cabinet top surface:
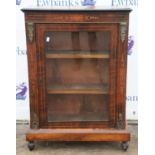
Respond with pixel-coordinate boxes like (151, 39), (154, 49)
(22, 6), (132, 12)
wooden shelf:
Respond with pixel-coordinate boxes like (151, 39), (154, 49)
(47, 84), (109, 94)
(46, 51), (110, 59)
(48, 114), (108, 122)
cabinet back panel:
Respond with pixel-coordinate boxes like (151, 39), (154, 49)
(47, 94), (109, 122)
(46, 59), (109, 85)
(45, 31), (111, 52)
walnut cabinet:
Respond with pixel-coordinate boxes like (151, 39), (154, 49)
(22, 7), (131, 151)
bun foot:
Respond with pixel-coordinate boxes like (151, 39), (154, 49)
(121, 141), (129, 151)
(28, 141), (35, 151)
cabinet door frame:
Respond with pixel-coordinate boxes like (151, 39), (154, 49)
(35, 23), (118, 129)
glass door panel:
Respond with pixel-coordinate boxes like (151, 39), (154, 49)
(45, 34), (110, 122)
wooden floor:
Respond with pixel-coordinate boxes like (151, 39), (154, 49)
(16, 124), (137, 155)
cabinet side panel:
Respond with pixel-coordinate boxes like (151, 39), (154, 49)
(25, 17), (39, 129)
(116, 15), (129, 129)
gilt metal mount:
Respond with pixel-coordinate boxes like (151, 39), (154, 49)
(117, 112), (123, 129)
(120, 22), (127, 42)
(32, 113), (38, 129)
(27, 22), (34, 43)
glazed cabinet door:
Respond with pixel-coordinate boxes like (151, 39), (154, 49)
(36, 23), (118, 129)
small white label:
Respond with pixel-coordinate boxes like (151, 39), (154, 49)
(46, 36), (50, 42)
